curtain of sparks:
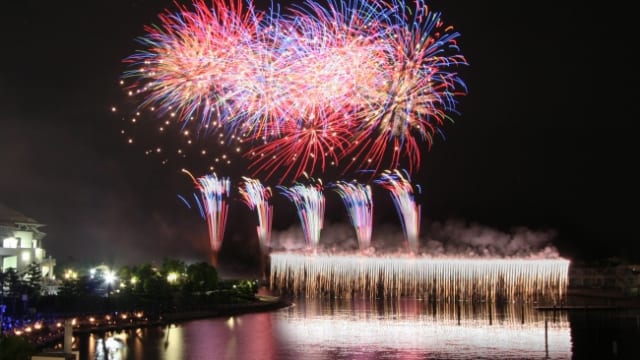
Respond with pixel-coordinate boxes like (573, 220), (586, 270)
(277, 178), (326, 252)
(374, 169), (421, 253)
(331, 180), (374, 252)
(123, 0), (467, 184)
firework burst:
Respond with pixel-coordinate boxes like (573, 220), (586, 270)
(122, 0), (467, 183)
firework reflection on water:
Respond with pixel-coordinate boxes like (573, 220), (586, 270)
(277, 297), (571, 359)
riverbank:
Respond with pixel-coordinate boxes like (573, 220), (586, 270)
(29, 294), (292, 351)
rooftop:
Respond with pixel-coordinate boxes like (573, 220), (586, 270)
(0, 202), (42, 227)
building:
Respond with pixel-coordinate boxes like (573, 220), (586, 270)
(0, 203), (56, 289)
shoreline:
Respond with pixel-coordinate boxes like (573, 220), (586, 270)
(32, 295), (292, 351)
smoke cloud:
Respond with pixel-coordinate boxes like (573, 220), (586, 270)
(271, 218), (560, 258)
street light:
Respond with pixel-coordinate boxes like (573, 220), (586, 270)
(104, 271), (117, 297)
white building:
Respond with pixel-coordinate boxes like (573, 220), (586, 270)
(0, 203), (56, 284)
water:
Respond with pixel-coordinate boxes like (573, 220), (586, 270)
(74, 298), (640, 360)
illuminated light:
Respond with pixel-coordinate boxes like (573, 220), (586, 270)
(167, 272), (179, 283)
(226, 317), (236, 329)
(104, 271), (117, 285)
(111, 107), (117, 112)
(271, 253), (570, 302)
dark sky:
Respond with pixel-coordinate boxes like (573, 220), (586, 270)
(0, 0), (636, 271)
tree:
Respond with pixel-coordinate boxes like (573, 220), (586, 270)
(185, 262), (218, 293)
(24, 263), (42, 299)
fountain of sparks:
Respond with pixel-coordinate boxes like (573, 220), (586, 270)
(331, 180), (374, 253)
(270, 253), (570, 303)
(239, 177), (274, 281)
(277, 178), (325, 253)
(374, 170), (421, 254)
(184, 169), (231, 267)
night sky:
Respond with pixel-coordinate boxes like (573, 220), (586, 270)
(0, 0), (636, 272)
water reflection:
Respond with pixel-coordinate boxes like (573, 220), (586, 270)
(80, 298), (572, 360)
(279, 299), (571, 359)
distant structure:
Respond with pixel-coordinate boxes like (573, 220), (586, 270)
(0, 203), (56, 292)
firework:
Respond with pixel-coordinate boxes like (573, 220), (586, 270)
(374, 169), (421, 253)
(331, 180), (374, 252)
(123, 0), (264, 131)
(122, 0), (467, 183)
(238, 177), (273, 279)
(183, 169), (231, 266)
(270, 252), (570, 302)
(343, 0), (468, 174)
(277, 177), (325, 252)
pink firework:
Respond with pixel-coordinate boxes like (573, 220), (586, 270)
(245, 111), (353, 183)
(123, 0), (467, 182)
(124, 0), (263, 131)
(343, 1), (468, 174)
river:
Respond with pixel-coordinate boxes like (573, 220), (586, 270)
(69, 296), (640, 360)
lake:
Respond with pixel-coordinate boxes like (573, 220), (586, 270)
(72, 296), (640, 360)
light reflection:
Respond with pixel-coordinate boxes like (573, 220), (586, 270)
(277, 298), (572, 359)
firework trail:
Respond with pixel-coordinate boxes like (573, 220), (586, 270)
(277, 177), (325, 252)
(374, 169), (421, 253)
(123, 0), (467, 183)
(238, 177), (273, 253)
(238, 177), (273, 280)
(331, 180), (374, 252)
(183, 169), (231, 266)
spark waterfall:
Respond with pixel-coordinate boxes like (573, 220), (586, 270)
(270, 253), (570, 303)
